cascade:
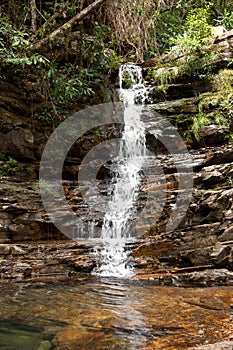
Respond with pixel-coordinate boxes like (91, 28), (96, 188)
(93, 64), (148, 276)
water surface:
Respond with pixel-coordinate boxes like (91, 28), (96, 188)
(0, 277), (232, 349)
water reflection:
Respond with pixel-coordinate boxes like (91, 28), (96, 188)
(94, 277), (151, 349)
(0, 277), (232, 349)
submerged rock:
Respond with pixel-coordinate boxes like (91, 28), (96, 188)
(189, 341), (233, 349)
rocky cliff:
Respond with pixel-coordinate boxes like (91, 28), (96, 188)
(0, 30), (233, 284)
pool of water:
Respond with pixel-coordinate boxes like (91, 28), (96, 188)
(0, 320), (52, 350)
(0, 276), (232, 349)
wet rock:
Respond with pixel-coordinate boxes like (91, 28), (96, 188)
(200, 125), (226, 147)
(10, 245), (27, 255)
(133, 256), (161, 271)
(133, 240), (178, 265)
(189, 340), (233, 349)
(37, 340), (52, 350)
(71, 255), (96, 273)
(1, 128), (35, 160)
(138, 268), (233, 287)
(219, 226), (233, 242)
(180, 223), (219, 248)
(210, 242), (231, 267)
(180, 247), (212, 266)
(228, 250), (233, 270)
(185, 295), (229, 311)
(0, 53), (232, 286)
(202, 143), (233, 167)
(192, 188), (233, 225)
(225, 209), (233, 220)
(0, 241), (97, 279)
(201, 167), (224, 185)
(152, 97), (198, 116)
(0, 244), (11, 255)
(8, 222), (47, 241)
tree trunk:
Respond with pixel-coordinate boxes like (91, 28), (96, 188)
(30, 0), (37, 34)
(31, 0), (107, 51)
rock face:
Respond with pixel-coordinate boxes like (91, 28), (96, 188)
(133, 141), (233, 275)
(0, 241), (95, 280)
(0, 139), (232, 280)
(0, 34), (233, 281)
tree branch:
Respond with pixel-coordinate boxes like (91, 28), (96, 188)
(32, 8), (67, 40)
(30, 0), (37, 34)
(30, 0), (107, 51)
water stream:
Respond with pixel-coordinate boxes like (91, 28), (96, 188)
(94, 64), (148, 276)
(0, 278), (232, 350)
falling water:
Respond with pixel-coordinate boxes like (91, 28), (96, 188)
(94, 64), (148, 276)
(118, 64), (153, 105)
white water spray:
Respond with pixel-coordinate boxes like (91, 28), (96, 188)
(94, 64), (148, 276)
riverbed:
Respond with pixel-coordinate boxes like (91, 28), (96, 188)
(0, 276), (232, 349)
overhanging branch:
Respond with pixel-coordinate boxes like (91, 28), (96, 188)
(30, 0), (107, 51)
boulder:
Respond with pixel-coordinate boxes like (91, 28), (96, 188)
(210, 242), (231, 267)
(200, 125), (225, 147)
(1, 128), (35, 159)
(219, 226), (233, 242)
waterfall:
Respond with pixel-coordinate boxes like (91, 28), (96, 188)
(93, 64), (148, 277)
(118, 64), (152, 105)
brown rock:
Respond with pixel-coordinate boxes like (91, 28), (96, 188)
(219, 226), (233, 242)
(200, 125), (225, 147)
(0, 244), (10, 255)
(189, 340), (233, 349)
(210, 242), (231, 266)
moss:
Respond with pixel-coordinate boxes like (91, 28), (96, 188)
(212, 69), (233, 92)
(189, 74), (233, 142)
(146, 66), (179, 94)
(120, 71), (133, 88)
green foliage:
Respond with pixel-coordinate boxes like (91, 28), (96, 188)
(35, 24), (122, 119)
(146, 5), (217, 94)
(218, 99), (233, 120)
(191, 70), (233, 142)
(1, 0), (233, 132)
(146, 67), (179, 90)
(0, 15), (49, 71)
(227, 176), (233, 187)
(214, 9), (233, 30)
(211, 69), (233, 132)
(0, 152), (4, 161)
(46, 63), (96, 103)
(0, 15), (29, 55)
(168, 5), (215, 77)
(192, 110), (211, 141)
(83, 25), (123, 74)
(191, 106), (231, 142)
(0, 156), (19, 176)
(172, 6), (212, 52)
(155, 9), (185, 54)
(120, 71), (133, 89)
(213, 69), (233, 92)
(36, 61), (107, 122)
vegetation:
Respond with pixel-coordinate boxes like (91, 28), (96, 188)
(0, 153), (35, 177)
(0, 155), (19, 176)
(191, 69), (233, 141)
(146, 5), (216, 88)
(0, 0), (233, 137)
